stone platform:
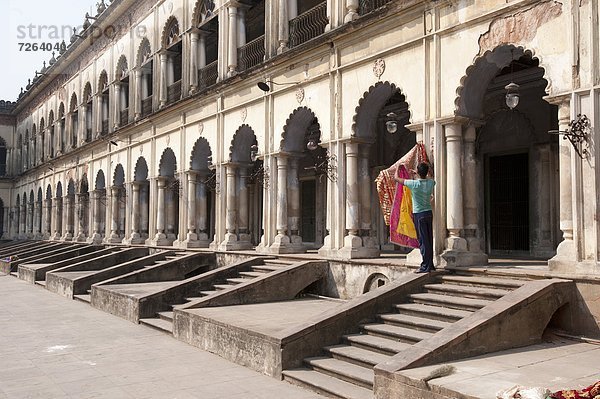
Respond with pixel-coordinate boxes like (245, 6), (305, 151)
(389, 338), (600, 399)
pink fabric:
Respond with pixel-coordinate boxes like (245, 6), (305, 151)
(390, 166), (419, 248)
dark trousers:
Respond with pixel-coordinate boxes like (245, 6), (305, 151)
(414, 210), (434, 271)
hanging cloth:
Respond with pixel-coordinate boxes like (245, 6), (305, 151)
(375, 143), (430, 249)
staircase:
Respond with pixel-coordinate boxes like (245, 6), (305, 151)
(139, 258), (296, 334)
(283, 273), (526, 399)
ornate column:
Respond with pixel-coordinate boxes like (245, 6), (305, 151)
(359, 144), (379, 254)
(159, 50), (168, 108)
(462, 123), (487, 264)
(128, 182), (142, 243)
(134, 68), (142, 120)
(344, 0), (359, 22)
(62, 195), (73, 241)
(151, 177), (168, 245)
(197, 173), (210, 245)
(270, 155), (291, 253)
(89, 189), (103, 244)
(182, 171), (199, 247)
(44, 198), (52, 239)
(439, 122), (469, 266)
(549, 97), (576, 269)
(189, 29), (199, 93)
(237, 7), (246, 47)
(75, 193), (87, 241)
(227, 4), (238, 77)
(340, 142), (367, 258)
(80, 104), (87, 145)
(287, 157), (303, 251)
(52, 197), (62, 240)
(277, 0), (289, 53)
(107, 186), (121, 242)
(219, 164), (239, 250)
(237, 165), (252, 247)
(113, 82), (121, 129)
(27, 202), (33, 238)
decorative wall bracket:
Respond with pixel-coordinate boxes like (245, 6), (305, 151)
(549, 114), (592, 159)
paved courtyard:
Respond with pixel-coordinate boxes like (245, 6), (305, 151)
(0, 274), (321, 399)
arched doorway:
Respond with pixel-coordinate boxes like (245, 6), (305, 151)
(0, 197), (4, 239)
(36, 188), (43, 238)
(130, 157), (150, 244)
(28, 190), (35, 238)
(350, 81), (416, 256)
(152, 148), (179, 246)
(456, 45), (559, 259)
(107, 165), (126, 242)
(278, 107), (328, 251)
(44, 185), (52, 239)
(185, 137), (215, 247)
(220, 125), (261, 250)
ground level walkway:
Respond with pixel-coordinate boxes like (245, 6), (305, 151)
(0, 274), (321, 399)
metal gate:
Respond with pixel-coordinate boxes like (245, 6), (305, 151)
(487, 153), (529, 252)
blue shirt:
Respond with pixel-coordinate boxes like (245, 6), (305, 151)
(403, 179), (435, 213)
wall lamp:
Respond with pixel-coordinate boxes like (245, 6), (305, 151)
(549, 114), (592, 159)
(257, 80), (300, 92)
(386, 112), (398, 134)
(250, 144), (259, 162)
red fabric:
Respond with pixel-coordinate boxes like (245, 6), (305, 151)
(551, 381), (600, 399)
(390, 166), (419, 248)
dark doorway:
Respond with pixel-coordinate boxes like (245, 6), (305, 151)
(487, 153), (529, 253)
(301, 179), (316, 243)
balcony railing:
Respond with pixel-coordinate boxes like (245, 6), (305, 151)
(238, 35), (265, 72)
(198, 61), (218, 90)
(101, 120), (109, 135)
(358, 0), (392, 15)
(289, 1), (328, 49)
(120, 109), (129, 126)
(141, 97), (153, 118)
(167, 80), (182, 104)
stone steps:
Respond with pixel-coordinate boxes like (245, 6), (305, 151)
(283, 369), (373, 399)
(225, 277), (251, 284)
(238, 271), (266, 278)
(424, 282), (509, 300)
(35, 280), (46, 287)
(361, 323), (432, 343)
(343, 334), (412, 355)
(74, 294), (91, 303)
(378, 313), (450, 332)
(325, 345), (391, 368)
(305, 357), (374, 389)
(251, 265), (282, 272)
(440, 274), (525, 289)
(394, 303), (472, 322)
(139, 317), (173, 334)
(213, 283), (236, 290)
(158, 311), (173, 322)
(409, 292), (492, 311)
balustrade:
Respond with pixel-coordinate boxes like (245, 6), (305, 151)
(358, 0), (392, 15)
(238, 35), (265, 72)
(198, 61), (218, 90)
(289, 2), (328, 49)
(141, 97), (153, 118)
(120, 109), (129, 126)
(167, 80), (182, 104)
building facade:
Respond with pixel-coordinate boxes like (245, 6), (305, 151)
(0, 0), (598, 276)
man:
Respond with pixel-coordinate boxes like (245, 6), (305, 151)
(394, 162), (436, 273)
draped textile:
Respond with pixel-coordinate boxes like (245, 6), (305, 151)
(551, 381), (600, 399)
(375, 143), (430, 249)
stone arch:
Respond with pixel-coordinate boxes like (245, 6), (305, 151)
(134, 157), (149, 181)
(29, 189), (34, 205)
(190, 137), (212, 172)
(37, 187), (43, 203)
(58, 102), (65, 118)
(280, 107), (320, 153)
(158, 148), (177, 177)
(229, 125), (257, 163)
(95, 170), (106, 190)
(161, 16), (181, 48)
(80, 174), (89, 194)
(46, 184), (52, 200)
(454, 45), (550, 119)
(48, 110), (54, 124)
(67, 179), (75, 196)
(137, 38), (152, 66)
(56, 181), (63, 198)
(39, 117), (45, 132)
(116, 55), (129, 79)
(83, 82), (93, 102)
(192, 0), (216, 26)
(113, 164), (125, 186)
(69, 93), (78, 112)
(98, 70), (109, 91)
(352, 81), (410, 140)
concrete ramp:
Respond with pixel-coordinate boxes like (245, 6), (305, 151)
(18, 246), (113, 284)
(90, 252), (214, 322)
(45, 247), (151, 298)
(0, 242), (74, 274)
